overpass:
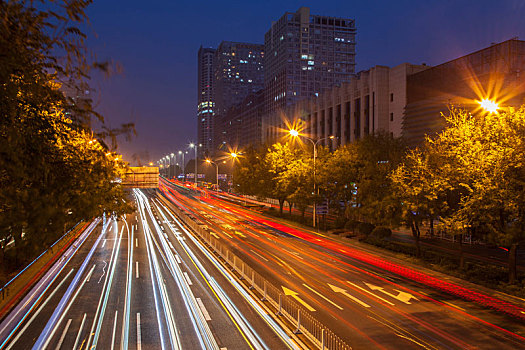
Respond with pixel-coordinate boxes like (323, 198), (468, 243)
(122, 166), (159, 188)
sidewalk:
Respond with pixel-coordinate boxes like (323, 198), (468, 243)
(390, 226), (525, 271)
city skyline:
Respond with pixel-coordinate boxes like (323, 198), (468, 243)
(86, 0), (525, 165)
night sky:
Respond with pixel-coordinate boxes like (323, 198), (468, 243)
(85, 0), (525, 165)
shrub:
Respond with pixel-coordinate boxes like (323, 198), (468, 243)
(370, 226), (392, 238)
(344, 220), (360, 231)
(357, 222), (375, 236)
(334, 216), (347, 229)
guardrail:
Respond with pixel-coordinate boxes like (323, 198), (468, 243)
(162, 196), (352, 350)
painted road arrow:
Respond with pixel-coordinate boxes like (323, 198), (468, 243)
(282, 287), (316, 312)
(328, 284), (370, 308)
(364, 283), (418, 305)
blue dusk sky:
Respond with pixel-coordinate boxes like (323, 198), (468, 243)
(85, 0), (525, 164)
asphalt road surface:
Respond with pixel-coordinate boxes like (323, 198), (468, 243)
(159, 178), (525, 350)
(0, 189), (289, 350)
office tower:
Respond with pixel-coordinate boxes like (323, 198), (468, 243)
(264, 7), (356, 114)
(197, 46), (216, 156)
(214, 41), (264, 117)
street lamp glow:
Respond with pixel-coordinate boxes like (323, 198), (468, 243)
(230, 152), (238, 158)
(479, 99), (499, 113)
(289, 129), (299, 137)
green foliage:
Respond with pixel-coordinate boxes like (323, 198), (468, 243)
(0, 0), (134, 265)
(344, 219), (359, 231)
(370, 226), (392, 238)
(356, 222), (375, 236)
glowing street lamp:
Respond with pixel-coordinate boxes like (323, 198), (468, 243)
(479, 99), (499, 114)
(289, 129), (335, 228)
(189, 143), (198, 187)
(178, 150), (185, 181)
(205, 159), (219, 190)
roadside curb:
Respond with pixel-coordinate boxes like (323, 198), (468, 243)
(0, 221), (90, 321)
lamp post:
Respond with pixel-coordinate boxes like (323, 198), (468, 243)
(289, 129), (334, 228)
(178, 150), (185, 182)
(189, 143), (198, 188)
(205, 159), (219, 190)
(229, 152), (238, 192)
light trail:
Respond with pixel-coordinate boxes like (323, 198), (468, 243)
(86, 218), (123, 349)
(155, 197), (294, 350)
(0, 219), (99, 348)
(121, 217), (133, 349)
(4, 269), (75, 350)
(139, 190), (214, 349)
(160, 179), (525, 349)
(135, 189), (178, 350)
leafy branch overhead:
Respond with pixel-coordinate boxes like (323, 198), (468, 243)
(0, 0), (134, 265)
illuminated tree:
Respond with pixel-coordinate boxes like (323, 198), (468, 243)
(395, 106), (525, 282)
(0, 0), (133, 268)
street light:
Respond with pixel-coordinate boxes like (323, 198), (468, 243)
(479, 99), (499, 113)
(289, 129), (334, 228)
(178, 150), (185, 182)
(189, 143), (198, 188)
(228, 152), (239, 192)
(205, 159), (219, 190)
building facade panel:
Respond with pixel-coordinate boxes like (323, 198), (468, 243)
(403, 39), (525, 146)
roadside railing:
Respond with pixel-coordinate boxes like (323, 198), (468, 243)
(162, 196), (352, 350)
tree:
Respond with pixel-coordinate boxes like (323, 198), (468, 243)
(394, 106), (525, 281)
(265, 142), (305, 214)
(0, 0), (133, 269)
(391, 146), (447, 258)
(330, 133), (406, 227)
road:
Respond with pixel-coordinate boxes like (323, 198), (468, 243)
(0, 189), (289, 349)
(160, 178), (525, 350)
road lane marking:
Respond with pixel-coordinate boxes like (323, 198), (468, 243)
(284, 249), (303, 260)
(175, 254), (182, 264)
(210, 232), (220, 239)
(328, 284), (370, 308)
(136, 261), (139, 278)
(86, 264), (95, 282)
(55, 318), (72, 350)
(441, 300), (466, 311)
(111, 310), (118, 350)
(73, 313), (87, 350)
(184, 272), (193, 285)
(282, 286), (316, 312)
(234, 230), (246, 238)
(196, 298), (212, 321)
(135, 238), (138, 247)
(102, 239), (107, 248)
(250, 249), (269, 262)
(364, 283), (418, 304)
(137, 313), (142, 350)
(303, 284), (343, 310)
(346, 281), (395, 306)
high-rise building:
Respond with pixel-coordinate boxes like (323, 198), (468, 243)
(214, 41), (264, 117)
(216, 89), (265, 150)
(197, 46), (216, 157)
(264, 7), (356, 114)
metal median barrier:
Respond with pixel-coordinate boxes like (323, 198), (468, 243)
(163, 197), (352, 350)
